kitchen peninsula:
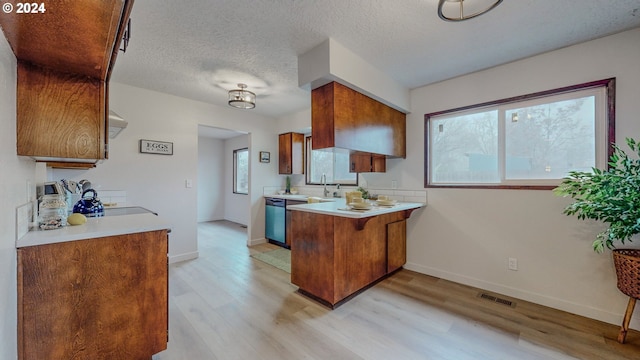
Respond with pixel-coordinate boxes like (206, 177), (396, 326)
(289, 200), (423, 308)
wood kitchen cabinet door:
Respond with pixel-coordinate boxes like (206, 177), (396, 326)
(291, 211), (336, 303)
(387, 219), (407, 273)
(349, 152), (386, 173)
(17, 230), (168, 360)
(279, 132), (304, 174)
(333, 215), (388, 299)
(17, 61), (107, 162)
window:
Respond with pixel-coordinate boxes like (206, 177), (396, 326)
(305, 137), (357, 185)
(425, 78), (615, 189)
(233, 148), (248, 194)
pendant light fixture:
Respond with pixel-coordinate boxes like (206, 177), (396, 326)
(228, 83), (256, 109)
(437, 0), (503, 22)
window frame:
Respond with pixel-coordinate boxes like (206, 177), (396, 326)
(233, 147), (249, 195)
(424, 78), (616, 190)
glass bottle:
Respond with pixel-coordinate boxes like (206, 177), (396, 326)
(38, 195), (68, 230)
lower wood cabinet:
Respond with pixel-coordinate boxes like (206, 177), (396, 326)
(17, 230), (169, 360)
(387, 219), (407, 273)
(291, 211), (407, 307)
(285, 199), (307, 248)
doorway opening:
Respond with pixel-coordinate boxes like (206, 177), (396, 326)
(197, 124), (251, 246)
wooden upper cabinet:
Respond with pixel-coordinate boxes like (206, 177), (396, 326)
(279, 132), (304, 174)
(349, 151), (386, 173)
(311, 81), (406, 158)
(0, 0), (132, 80)
(0, 0), (134, 166)
(16, 61), (107, 162)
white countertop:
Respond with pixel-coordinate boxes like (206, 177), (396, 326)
(17, 213), (172, 248)
(287, 198), (424, 218)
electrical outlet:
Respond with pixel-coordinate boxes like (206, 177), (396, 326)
(508, 257), (518, 271)
(391, 180), (398, 189)
(185, 179), (193, 188)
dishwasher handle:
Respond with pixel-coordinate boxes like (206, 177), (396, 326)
(266, 198), (286, 207)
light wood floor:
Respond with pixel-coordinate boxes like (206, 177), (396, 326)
(153, 220), (640, 359)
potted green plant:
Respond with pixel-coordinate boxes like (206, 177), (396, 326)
(553, 137), (640, 343)
(356, 186), (370, 199)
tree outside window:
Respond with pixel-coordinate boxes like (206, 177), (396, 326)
(305, 137), (357, 185)
(425, 78), (614, 189)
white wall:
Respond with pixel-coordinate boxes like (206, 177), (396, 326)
(0, 34), (36, 360)
(54, 82), (282, 261)
(197, 133), (257, 226)
(197, 136), (225, 222)
(224, 135), (250, 225)
(276, 107), (311, 134)
(385, 28), (640, 328)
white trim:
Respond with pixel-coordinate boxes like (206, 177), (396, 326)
(249, 237), (268, 246)
(168, 251), (199, 264)
(403, 261), (626, 327)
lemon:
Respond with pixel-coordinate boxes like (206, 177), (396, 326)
(67, 213), (87, 226)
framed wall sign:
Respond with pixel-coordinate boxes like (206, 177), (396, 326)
(259, 151), (270, 163)
(139, 139), (173, 155)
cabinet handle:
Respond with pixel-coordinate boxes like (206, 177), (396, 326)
(351, 162), (355, 171)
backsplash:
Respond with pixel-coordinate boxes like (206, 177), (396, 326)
(263, 185), (427, 204)
(97, 190), (127, 207)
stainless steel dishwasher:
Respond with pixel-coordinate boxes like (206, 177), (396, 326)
(265, 197), (286, 247)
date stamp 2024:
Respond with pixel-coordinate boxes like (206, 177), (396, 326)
(2, 2), (47, 14)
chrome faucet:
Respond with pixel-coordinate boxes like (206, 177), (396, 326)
(322, 173), (330, 198)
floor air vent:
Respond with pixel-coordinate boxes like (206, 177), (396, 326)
(478, 292), (516, 308)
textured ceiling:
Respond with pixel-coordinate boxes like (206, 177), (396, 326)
(111, 0), (640, 120)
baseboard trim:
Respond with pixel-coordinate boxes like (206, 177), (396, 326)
(249, 237), (267, 246)
(404, 261), (628, 328)
(168, 251), (199, 264)
(224, 217), (247, 226)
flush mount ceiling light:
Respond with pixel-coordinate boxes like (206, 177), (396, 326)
(228, 83), (256, 109)
(437, 0), (503, 22)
